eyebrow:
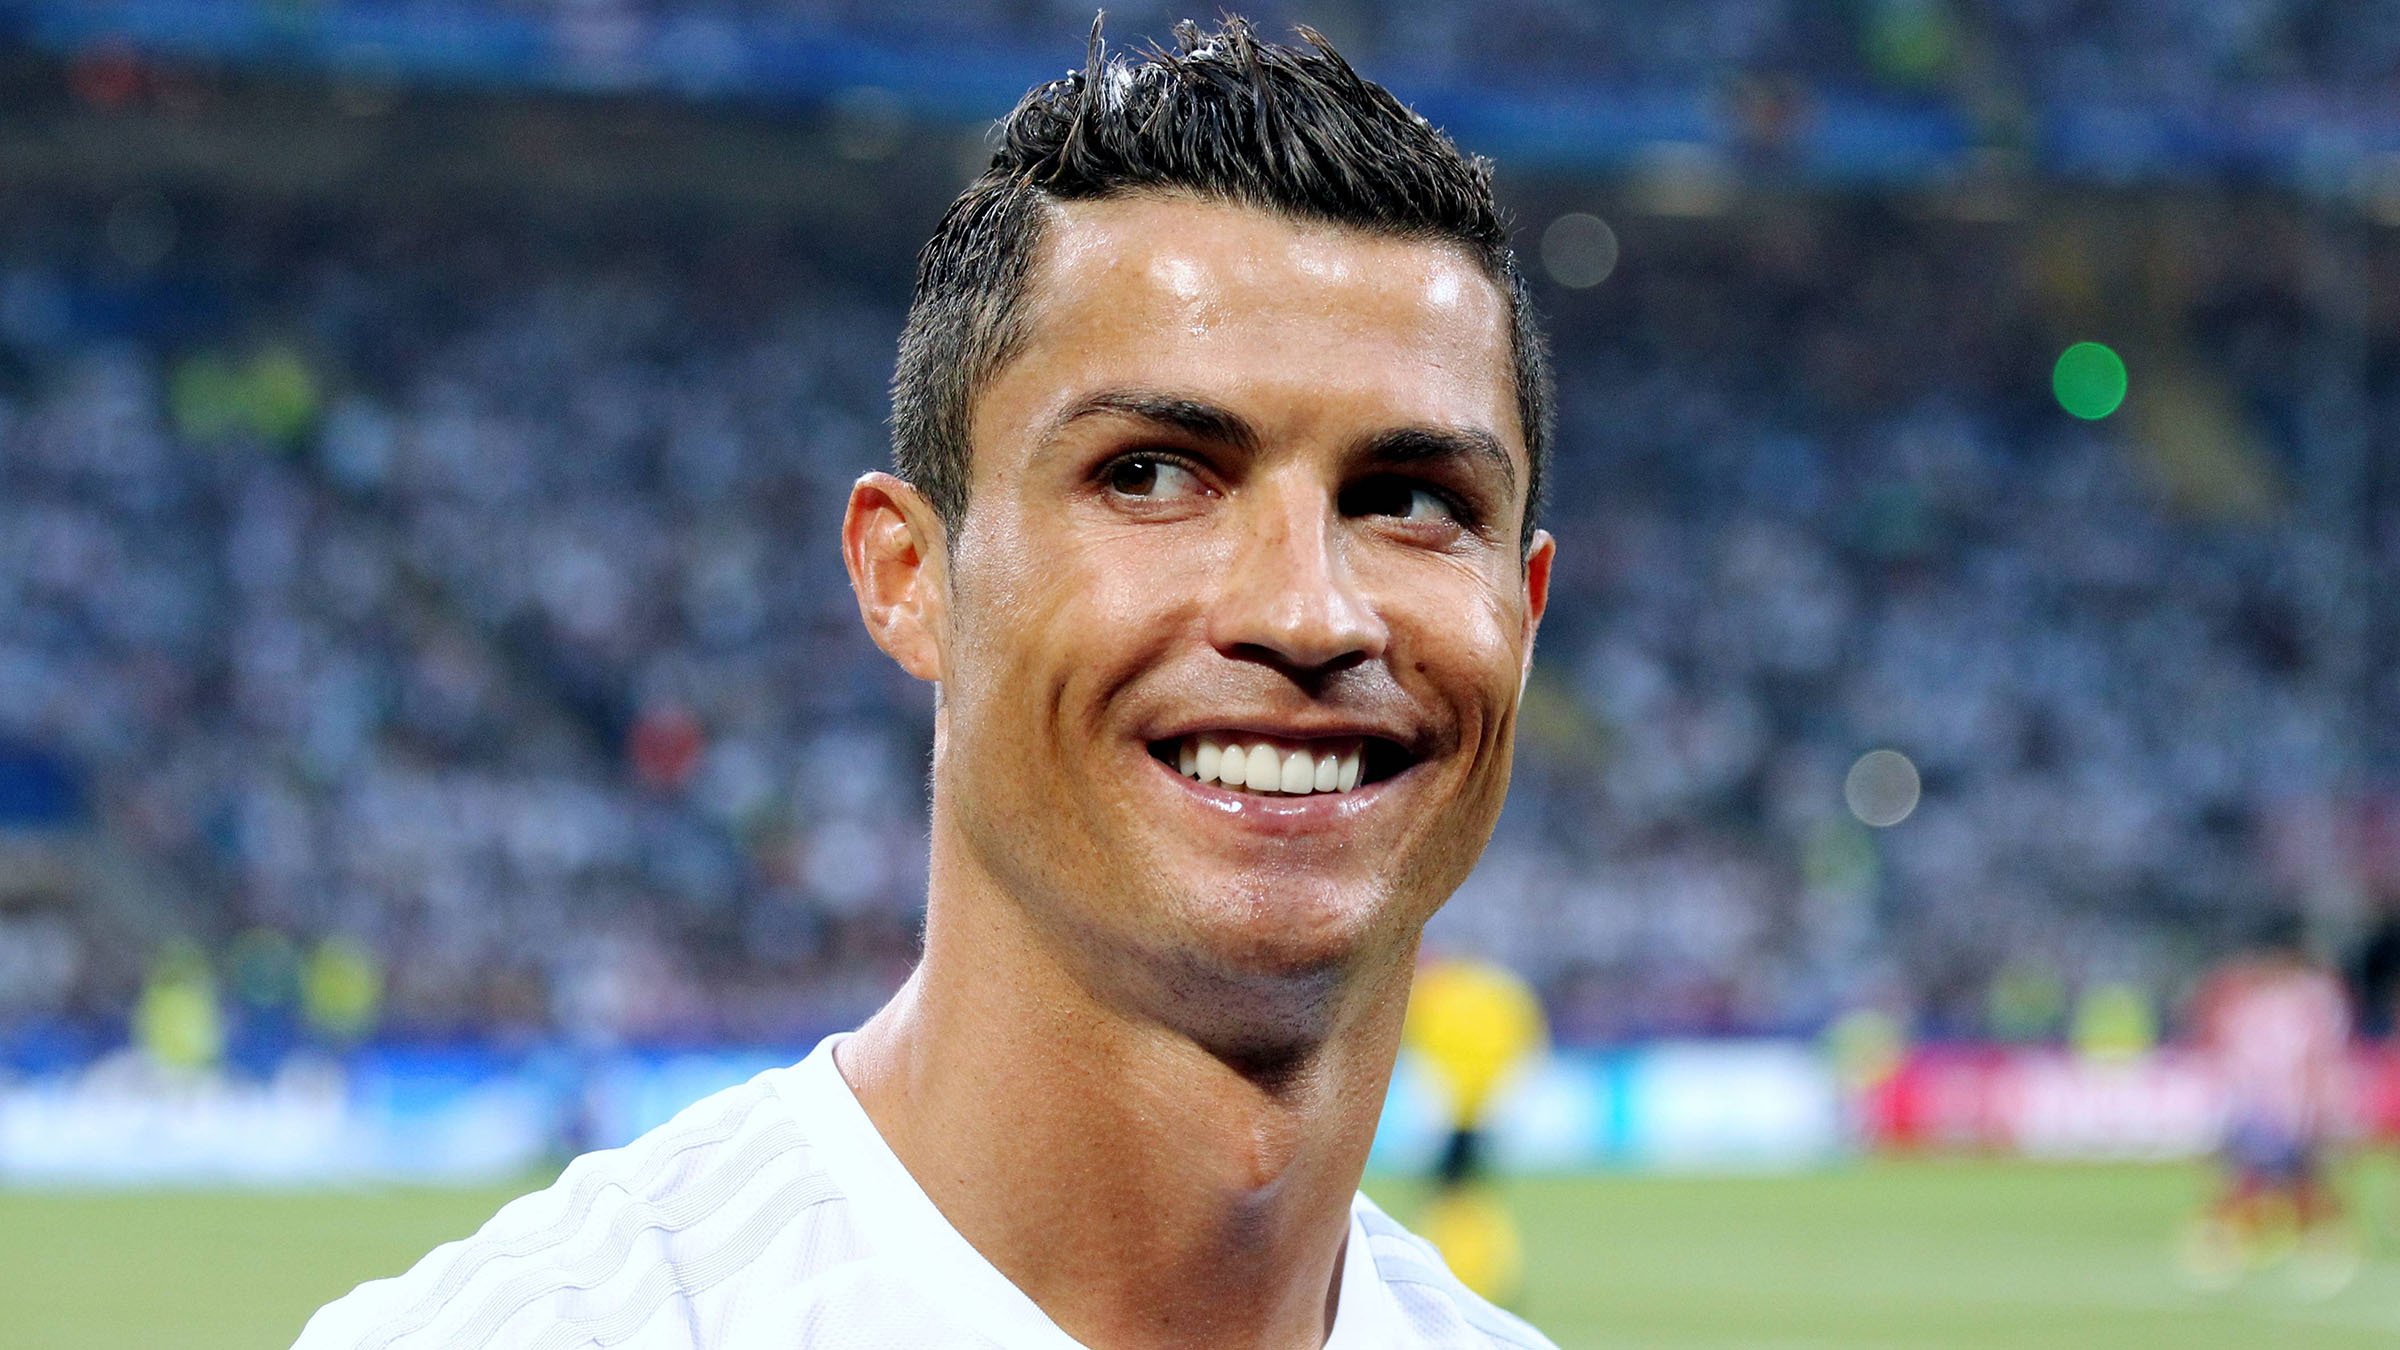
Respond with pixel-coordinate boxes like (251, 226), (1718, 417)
(1046, 388), (1261, 454)
(1354, 424), (1518, 496)
(1043, 385), (1517, 493)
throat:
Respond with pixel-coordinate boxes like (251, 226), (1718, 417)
(851, 890), (1410, 1350)
(1218, 1036), (1321, 1097)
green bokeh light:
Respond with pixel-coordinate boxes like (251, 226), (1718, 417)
(2052, 341), (2127, 419)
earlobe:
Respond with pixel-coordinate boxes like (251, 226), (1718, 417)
(843, 472), (949, 684)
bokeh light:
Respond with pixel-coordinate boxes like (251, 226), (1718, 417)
(2051, 341), (2127, 420)
(1540, 212), (1619, 289)
(1844, 749), (1921, 828)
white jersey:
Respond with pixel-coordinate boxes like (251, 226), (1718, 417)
(297, 1036), (1555, 1349)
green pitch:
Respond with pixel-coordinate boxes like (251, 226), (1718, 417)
(4, 1158), (2397, 1348)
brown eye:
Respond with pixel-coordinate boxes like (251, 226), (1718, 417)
(1341, 476), (1461, 525)
(1103, 456), (1203, 500)
(1108, 457), (1160, 495)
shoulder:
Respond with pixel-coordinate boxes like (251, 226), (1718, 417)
(296, 1058), (859, 1350)
(1351, 1193), (1560, 1350)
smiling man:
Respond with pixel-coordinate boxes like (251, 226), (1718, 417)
(301, 18), (1555, 1350)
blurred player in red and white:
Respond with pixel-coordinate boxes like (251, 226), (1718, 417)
(2183, 913), (2357, 1288)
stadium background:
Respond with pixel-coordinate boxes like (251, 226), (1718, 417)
(1, 0), (2398, 1344)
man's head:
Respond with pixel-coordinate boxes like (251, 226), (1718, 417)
(846, 19), (1554, 1050)
(890, 18), (1553, 552)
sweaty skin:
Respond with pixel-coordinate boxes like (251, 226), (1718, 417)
(839, 193), (1554, 1349)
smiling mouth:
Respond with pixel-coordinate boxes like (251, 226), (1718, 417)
(1146, 733), (1414, 797)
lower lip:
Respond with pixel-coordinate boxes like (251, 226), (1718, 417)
(1147, 752), (1405, 834)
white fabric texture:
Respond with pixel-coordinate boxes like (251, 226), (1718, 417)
(295, 1036), (1556, 1348)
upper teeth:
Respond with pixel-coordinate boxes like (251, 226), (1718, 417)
(1174, 735), (1363, 795)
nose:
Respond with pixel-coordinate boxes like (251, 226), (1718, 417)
(1204, 475), (1387, 676)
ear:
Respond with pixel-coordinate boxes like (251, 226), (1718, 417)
(843, 472), (950, 684)
(1518, 528), (1555, 694)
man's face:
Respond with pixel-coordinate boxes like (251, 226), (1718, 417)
(920, 194), (1550, 995)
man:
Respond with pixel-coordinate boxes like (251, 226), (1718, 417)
(2181, 914), (2357, 1292)
(1403, 954), (1549, 1305)
(301, 17), (1557, 1347)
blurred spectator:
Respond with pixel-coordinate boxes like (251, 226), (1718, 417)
(0, 64), (2394, 1063)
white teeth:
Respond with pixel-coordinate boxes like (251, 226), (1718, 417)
(1218, 740), (1247, 788)
(1279, 749), (1313, 794)
(1170, 735), (1374, 796)
(1245, 744), (1281, 793)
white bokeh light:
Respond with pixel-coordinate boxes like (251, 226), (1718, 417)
(1539, 212), (1620, 289)
(1844, 749), (1921, 828)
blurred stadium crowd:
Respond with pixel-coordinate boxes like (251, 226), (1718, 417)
(477, 0), (2400, 108)
(1, 3), (2398, 1073)
(18, 0), (2400, 134)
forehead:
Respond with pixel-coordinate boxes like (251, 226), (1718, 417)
(979, 193), (1520, 457)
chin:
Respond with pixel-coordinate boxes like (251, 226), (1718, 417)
(1166, 869), (1415, 986)
(1141, 887), (1426, 1078)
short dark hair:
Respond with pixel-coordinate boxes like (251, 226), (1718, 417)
(889, 17), (1552, 551)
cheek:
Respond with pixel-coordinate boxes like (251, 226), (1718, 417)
(1072, 532), (1197, 641)
(946, 519), (1190, 738)
(1395, 572), (1526, 737)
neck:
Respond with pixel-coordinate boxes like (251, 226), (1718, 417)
(840, 845), (1414, 1350)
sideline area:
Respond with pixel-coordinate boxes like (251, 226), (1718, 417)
(6, 1158), (2397, 1349)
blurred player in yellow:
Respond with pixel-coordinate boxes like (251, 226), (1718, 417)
(1405, 954), (1548, 1306)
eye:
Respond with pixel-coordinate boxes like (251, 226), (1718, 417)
(1103, 455), (1206, 501)
(1341, 475), (1464, 527)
